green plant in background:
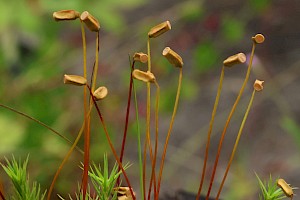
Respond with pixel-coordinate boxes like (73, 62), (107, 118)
(58, 185), (98, 200)
(58, 154), (130, 200)
(88, 154), (130, 200)
(0, 4), (298, 200)
(1, 156), (46, 200)
(255, 173), (295, 200)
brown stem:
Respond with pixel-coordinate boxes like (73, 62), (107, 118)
(215, 89), (256, 200)
(156, 68), (182, 200)
(117, 60), (135, 185)
(80, 21), (89, 200)
(196, 66), (225, 200)
(205, 42), (256, 200)
(47, 122), (85, 200)
(143, 136), (147, 200)
(0, 104), (83, 154)
(0, 187), (5, 200)
(148, 81), (160, 200)
(87, 85), (136, 200)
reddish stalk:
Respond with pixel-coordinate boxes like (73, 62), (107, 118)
(142, 136), (147, 200)
(0, 193), (5, 200)
(80, 21), (89, 200)
(0, 188), (5, 200)
(205, 42), (256, 200)
(117, 60), (136, 185)
(144, 37), (155, 199)
(196, 66), (225, 200)
(143, 117), (154, 199)
(148, 81), (160, 200)
(87, 85), (136, 200)
(216, 89), (257, 200)
(47, 123), (85, 200)
(0, 104), (82, 153)
(156, 67), (182, 200)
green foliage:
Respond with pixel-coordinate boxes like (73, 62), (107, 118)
(221, 16), (245, 43)
(193, 41), (220, 73)
(58, 184), (100, 200)
(255, 173), (286, 200)
(1, 155), (46, 200)
(88, 154), (130, 200)
(180, 1), (204, 22)
(281, 116), (300, 148)
(59, 154), (130, 200)
(249, 0), (271, 12)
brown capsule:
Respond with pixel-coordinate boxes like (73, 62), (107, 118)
(53, 10), (80, 21)
(93, 86), (108, 101)
(132, 69), (155, 83)
(114, 187), (135, 200)
(223, 53), (246, 67)
(80, 11), (100, 32)
(64, 74), (87, 86)
(253, 79), (264, 91)
(162, 47), (183, 68)
(133, 52), (148, 63)
(252, 34), (265, 44)
(148, 21), (171, 38)
(277, 178), (294, 198)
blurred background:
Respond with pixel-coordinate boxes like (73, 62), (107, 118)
(0, 0), (300, 199)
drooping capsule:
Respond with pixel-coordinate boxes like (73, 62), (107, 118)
(148, 21), (171, 38)
(277, 178), (294, 198)
(223, 53), (246, 67)
(53, 10), (80, 21)
(132, 69), (155, 83)
(162, 47), (183, 68)
(133, 52), (148, 63)
(80, 11), (100, 32)
(63, 74), (87, 86)
(93, 86), (108, 101)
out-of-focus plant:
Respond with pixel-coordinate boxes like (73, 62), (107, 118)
(255, 173), (296, 200)
(1, 155), (46, 200)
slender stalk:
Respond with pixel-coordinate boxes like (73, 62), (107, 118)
(205, 42), (256, 200)
(133, 70), (145, 200)
(0, 104), (83, 154)
(80, 21), (89, 200)
(196, 66), (225, 200)
(142, 137), (147, 200)
(117, 60), (135, 185)
(156, 67), (183, 200)
(87, 85), (136, 200)
(144, 37), (155, 199)
(91, 32), (100, 91)
(0, 188), (5, 200)
(148, 81), (160, 200)
(47, 121), (85, 200)
(216, 89), (256, 200)
(146, 38), (154, 166)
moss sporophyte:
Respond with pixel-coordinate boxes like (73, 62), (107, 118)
(0, 9), (297, 200)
